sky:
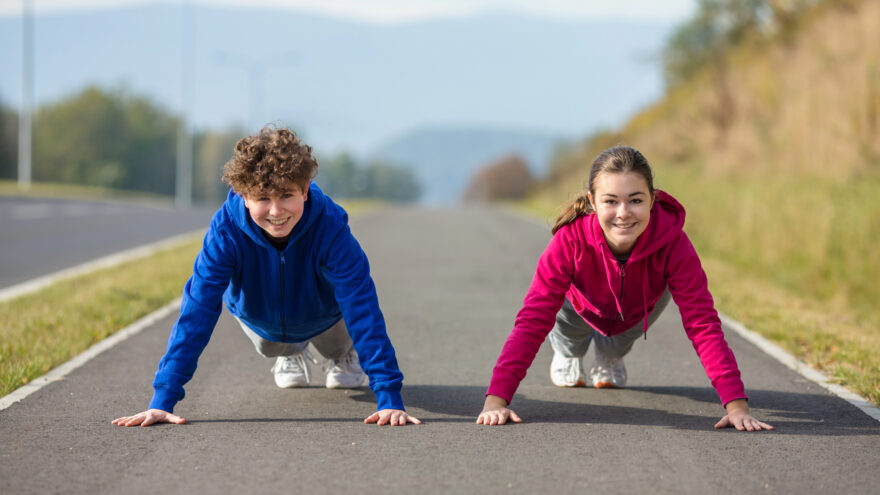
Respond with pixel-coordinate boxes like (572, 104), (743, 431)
(0, 0), (696, 23)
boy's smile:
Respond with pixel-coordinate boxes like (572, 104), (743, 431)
(243, 184), (309, 241)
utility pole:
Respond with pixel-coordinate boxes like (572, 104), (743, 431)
(175, 0), (194, 208)
(215, 51), (297, 133)
(18, 0), (33, 192)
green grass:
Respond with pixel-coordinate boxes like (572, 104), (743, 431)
(0, 239), (202, 397)
(524, 169), (880, 406)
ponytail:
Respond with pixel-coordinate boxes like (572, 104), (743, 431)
(552, 193), (593, 234)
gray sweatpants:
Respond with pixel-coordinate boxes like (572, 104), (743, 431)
(236, 317), (354, 361)
(548, 290), (672, 359)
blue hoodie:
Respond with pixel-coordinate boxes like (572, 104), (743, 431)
(149, 183), (404, 412)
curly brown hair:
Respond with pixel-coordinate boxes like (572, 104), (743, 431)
(222, 126), (318, 196)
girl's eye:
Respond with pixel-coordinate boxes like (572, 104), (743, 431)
(632, 199), (642, 204)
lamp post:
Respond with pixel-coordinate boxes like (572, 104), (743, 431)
(215, 51), (297, 133)
(175, 0), (195, 208)
(17, 0), (33, 192)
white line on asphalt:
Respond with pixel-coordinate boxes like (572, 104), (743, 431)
(0, 229), (205, 303)
(0, 298), (181, 411)
(720, 313), (880, 422)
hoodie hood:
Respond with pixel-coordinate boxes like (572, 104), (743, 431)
(225, 182), (326, 250)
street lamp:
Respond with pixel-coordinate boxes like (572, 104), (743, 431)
(214, 51), (297, 132)
(18, 0), (33, 192)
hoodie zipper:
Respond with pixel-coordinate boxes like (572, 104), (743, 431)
(617, 261), (627, 321)
(279, 251), (287, 340)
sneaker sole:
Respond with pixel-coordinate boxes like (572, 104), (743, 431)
(326, 376), (366, 389)
(275, 381), (309, 388)
(592, 382), (619, 389)
(552, 379), (587, 388)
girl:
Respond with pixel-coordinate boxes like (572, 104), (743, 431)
(477, 146), (772, 432)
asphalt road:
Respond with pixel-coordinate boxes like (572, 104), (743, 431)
(0, 196), (217, 289)
(1, 207), (878, 494)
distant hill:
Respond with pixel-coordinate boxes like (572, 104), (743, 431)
(370, 126), (561, 204)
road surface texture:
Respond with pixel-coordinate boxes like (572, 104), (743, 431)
(0, 196), (216, 289)
(2, 207), (878, 494)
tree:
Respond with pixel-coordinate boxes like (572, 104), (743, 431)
(462, 154), (535, 203)
(0, 99), (16, 181)
(32, 85), (178, 195)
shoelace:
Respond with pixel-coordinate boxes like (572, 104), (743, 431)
(271, 347), (319, 373)
(322, 350), (358, 374)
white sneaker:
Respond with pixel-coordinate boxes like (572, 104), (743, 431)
(550, 351), (586, 387)
(589, 354), (627, 388)
(325, 348), (366, 389)
(270, 350), (314, 388)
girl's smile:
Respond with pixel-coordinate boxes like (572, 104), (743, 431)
(588, 171), (653, 256)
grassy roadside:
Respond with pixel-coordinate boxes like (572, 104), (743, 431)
(0, 199), (382, 398)
(518, 191), (880, 407)
(0, 239), (201, 397)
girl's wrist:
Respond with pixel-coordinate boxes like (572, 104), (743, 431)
(484, 394), (509, 409)
(725, 398), (749, 414)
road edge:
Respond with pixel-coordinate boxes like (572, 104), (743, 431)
(0, 229), (205, 303)
(0, 298), (181, 411)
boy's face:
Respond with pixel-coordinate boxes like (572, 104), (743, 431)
(242, 184), (309, 241)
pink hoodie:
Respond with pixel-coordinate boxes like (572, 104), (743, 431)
(487, 190), (747, 406)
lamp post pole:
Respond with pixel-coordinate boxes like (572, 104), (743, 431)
(18, 0), (33, 192)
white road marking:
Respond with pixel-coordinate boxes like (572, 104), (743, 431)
(0, 299), (181, 411)
(0, 229), (205, 303)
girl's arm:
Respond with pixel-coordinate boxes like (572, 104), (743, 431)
(483, 228), (578, 413)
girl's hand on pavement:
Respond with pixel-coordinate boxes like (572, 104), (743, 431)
(476, 394), (522, 426)
(715, 399), (774, 432)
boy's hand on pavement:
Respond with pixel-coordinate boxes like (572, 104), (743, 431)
(364, 409), (421, 426)
(112, 409), (186, 427)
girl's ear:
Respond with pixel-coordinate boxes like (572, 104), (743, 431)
(587, 192), (597, 211)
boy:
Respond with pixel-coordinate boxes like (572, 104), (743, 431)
(113, 127), (419, 427)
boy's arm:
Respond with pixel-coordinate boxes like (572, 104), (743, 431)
(149, 226), (237, 413)
(321, 226), (404, 412)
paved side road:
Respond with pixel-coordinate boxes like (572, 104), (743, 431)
(1, 207), (878, 494)
(0, 196), (217, 289)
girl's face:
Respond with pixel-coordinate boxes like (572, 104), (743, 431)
(588, 171), (653, 256)
(243, 184), (308, 241)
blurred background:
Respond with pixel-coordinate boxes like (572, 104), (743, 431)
(2, 0), (879, 405)
(0, 0), (692, 205)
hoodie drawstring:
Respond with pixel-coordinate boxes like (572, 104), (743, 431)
(601, 254), (625, 321)
(642, 263), (649, 340)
